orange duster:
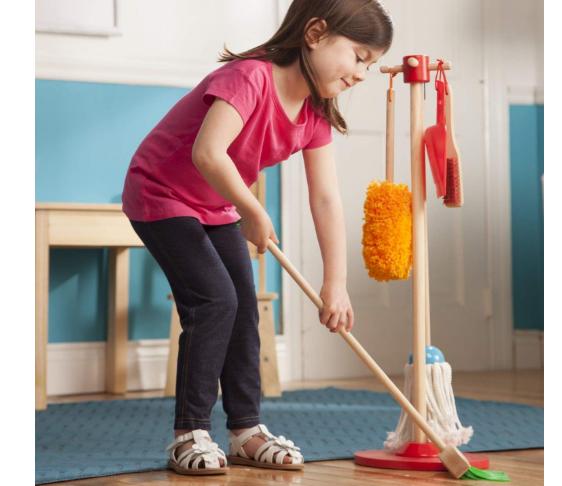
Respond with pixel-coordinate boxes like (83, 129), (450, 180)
(362, 180), (412, 281)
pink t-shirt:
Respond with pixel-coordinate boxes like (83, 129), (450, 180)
(122, 58), (333, 224)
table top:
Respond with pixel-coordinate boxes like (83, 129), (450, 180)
(36, 202), (124, 212)
(35, 202), (143, 247)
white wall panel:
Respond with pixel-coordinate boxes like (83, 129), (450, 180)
(36, 0), (279, 86)
(298, 0), (542, 379)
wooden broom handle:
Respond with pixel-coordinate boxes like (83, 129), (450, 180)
(266, 240), (447, 451)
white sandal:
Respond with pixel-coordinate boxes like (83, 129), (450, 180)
(166, 429), (229, 475)
(227, 424), (304, 470)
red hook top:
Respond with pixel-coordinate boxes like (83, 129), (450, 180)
(435, 59), (449, 95)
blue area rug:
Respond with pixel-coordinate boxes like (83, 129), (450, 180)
(36, 387), (543, 484)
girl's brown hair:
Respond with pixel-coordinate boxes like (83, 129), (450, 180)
(219, 0), (393, 134)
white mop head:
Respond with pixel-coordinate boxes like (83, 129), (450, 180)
(384, 362), (473, 451)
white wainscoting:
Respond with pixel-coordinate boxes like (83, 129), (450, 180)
(47, 337), (289, 396)
(512, 330), (544, 370)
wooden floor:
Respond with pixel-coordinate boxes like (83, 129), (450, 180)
(46, 370), (543, 486)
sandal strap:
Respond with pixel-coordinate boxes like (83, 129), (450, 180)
(254, 436), (303, 464)
(166, 429), (211, 452)
(176, 441), (227, 469)
(255, 439), (283, 464)
(228, 424), (271, 459)
(166, 429), (226, 469)
(229, 424), (303, 464)
(230, 424), (271, 448)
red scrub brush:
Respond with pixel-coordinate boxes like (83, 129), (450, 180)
(443, 83), (463, 207)
(423, 69), (448, 198)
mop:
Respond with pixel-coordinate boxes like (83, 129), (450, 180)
(266, 240), (509, 481)
(384, 354), (474, 450)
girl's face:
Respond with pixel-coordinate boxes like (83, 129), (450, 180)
(307, 34), (384, 98)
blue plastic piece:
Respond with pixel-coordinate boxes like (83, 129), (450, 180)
(408, 345), (446, 364)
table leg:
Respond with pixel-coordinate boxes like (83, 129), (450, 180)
(35, 212), (49, 410)
(258, 298), (281, 397)
(107, 247), (129, 394)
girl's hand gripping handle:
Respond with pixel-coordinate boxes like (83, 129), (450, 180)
(240, 207), (279, 254)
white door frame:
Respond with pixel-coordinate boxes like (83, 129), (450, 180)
(280, 155), (306, 382)
(277, 0), (305, 383)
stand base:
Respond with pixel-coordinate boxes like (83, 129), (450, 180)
(354, 442), (489, 471)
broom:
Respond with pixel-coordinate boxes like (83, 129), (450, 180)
(266, 240), (509, 481)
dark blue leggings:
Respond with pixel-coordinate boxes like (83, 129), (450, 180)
(130, 217), (261, 431)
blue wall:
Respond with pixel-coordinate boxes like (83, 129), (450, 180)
(509, 104), (544, 330)
(36, 79), (282, 342)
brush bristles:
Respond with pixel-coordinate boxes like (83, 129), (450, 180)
(444, 158), (463, 207)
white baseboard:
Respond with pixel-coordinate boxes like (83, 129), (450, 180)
(512, 330), (544, 370)
(46, 330), (542, 395)
(47, 336), (289, 397)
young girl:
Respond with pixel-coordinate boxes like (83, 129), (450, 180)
(122, 0), (392, 476)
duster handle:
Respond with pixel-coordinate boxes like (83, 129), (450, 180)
(386, 80), (395, 182)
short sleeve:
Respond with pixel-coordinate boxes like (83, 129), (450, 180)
(303, 115), (333, 150)
(202, 67), (260, 125)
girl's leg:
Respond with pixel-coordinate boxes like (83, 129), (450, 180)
(206, 223), (296, 465)
(204, 222), (262, 430)
(130, 217), (239, 432)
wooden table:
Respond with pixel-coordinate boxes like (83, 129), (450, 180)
(35, 203), (143, 410)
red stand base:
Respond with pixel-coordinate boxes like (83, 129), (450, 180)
(354, 442), (489, 471)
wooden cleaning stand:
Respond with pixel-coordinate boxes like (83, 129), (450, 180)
(354, 55), (488, 470)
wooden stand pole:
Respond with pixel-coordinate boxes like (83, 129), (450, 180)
(410, 82), (428, 443)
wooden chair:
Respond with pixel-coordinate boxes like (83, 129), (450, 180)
(164, 172), (282, 397)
